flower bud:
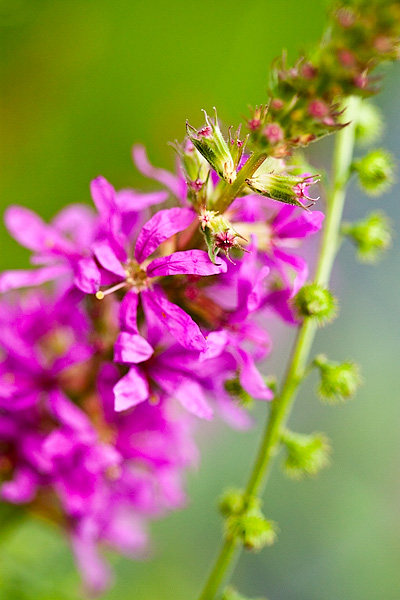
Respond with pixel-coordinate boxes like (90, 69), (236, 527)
(226, 510), (277, 551)
(353, 149), (395, 196)
(294, 283), (338, 324)
(246, 170), (320, 211)
(314, 354), (362, 404)
(280, 430), (331, 480)
(186, 109), (240, 184)
(342, 211), (392, 263)
(199, 209), (248, 263)
(355, 102), (383, 147)
(219, 488), (246, 518)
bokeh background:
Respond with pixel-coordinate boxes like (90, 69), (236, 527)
(1, 0), (399, 598)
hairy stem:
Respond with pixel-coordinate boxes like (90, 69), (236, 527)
(196, 96), (360, 600)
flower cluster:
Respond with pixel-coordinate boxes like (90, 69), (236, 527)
(2, 0), (399, 595)
(247, 0), (400, 156)
(0, 129), (323, 592)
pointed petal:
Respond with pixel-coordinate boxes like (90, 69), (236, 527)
(132, 144), (187, 200)
(275, 210), (324, 239)
(51, 204), (98, 248)
(90, 176), (116, 217)
(119, 290), (139, 332)
(93, 241), (126, 278)
(273, 249), (308, 295)
(4, 206), (67, 252)
(114, 332), (154, 364)
(113, 367), (149, 412)
(0, 265), (70, 293)
(147, 249), (227, 278)
(237, 348), (273, 400)
(142, 288), (206, 351)
(151, 367), (213, 419)
(74, 257), (101, 293)
(116, 188), (168, 212)
(135, 207), (195, 264)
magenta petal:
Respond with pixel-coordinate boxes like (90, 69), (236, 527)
(147, 249), (227, 278)
(142, 288), (206, 351)
(0, 265), (71, 292)
(48, 389), (92, 434)
(273, 249), (308, 295)
(51, 204), (97, 247)
(237, 349), (274, 400)
(71, 528), (112, 596)
(90, 176), (116, 216)
(113, 367), (149, 412)
(132, 144), (186, 199)
(4, 205), (66, 252)
(114, 332), (154, 364)
(116, 188), (169, 211)
(275, 210), (325, 239)
(119, 290), (139, 332)
(74, 257), (101, 293)
(151, 367), (213, 420)
(135, 207), (195, 264)
(93, 241), (126, 277)
(1, 468), (37, 503)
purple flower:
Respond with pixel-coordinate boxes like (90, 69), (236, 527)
(77, 201), (227, 351)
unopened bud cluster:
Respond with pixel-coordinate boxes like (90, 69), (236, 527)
(353, 149), (396, 196)
(343, 212), (392, 263)
(280, 430), (331, 480)
(220, 489), (277, 551)
(294, 283), (338, 324)
(314, 354), (362, 404)
(246, 0), (400, 157)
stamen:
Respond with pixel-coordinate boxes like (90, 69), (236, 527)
(95, 281), (127, 300)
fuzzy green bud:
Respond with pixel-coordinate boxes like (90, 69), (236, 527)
(294, 283), (338, 324)
(355, 102), (383, 147)
(186, 109), (242, 184)
(353, 149), (395, 196)
(314, 354), (362, 404)
(219, 488), (246, 518)
(280, 430), (331, 480)
(342, 211), (392, 263)
(226, 510), (277, 551)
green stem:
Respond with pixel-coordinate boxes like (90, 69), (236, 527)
(196, 96), (360, 600)
(212, 151), (267, 213)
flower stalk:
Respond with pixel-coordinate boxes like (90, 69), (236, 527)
(196, 96), (361, 600)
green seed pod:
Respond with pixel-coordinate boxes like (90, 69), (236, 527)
(342, 211), (392, 263)
(353, 149), (396, 196)
(314, 354), (362, 404)
(355, 102), (383, 147)
(294, 283), (338, 324)
(280, 430), (331, 480)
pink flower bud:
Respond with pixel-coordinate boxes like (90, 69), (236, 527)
(264, 123), (284, 144)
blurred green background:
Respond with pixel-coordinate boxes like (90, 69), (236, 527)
(1, 0), (400, 598)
